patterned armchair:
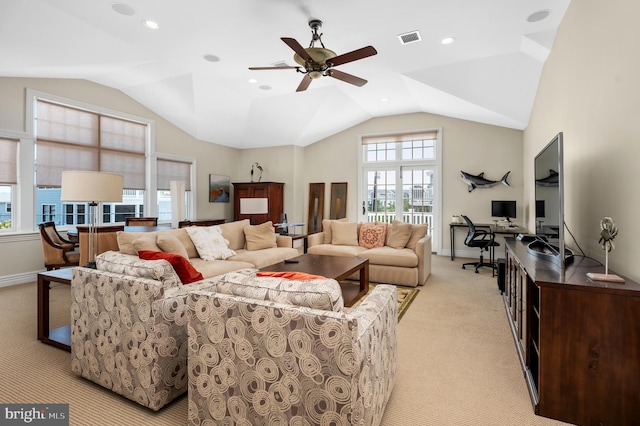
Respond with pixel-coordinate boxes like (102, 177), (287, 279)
(186, 274), (398, 425)
(70, 251), (218, 411)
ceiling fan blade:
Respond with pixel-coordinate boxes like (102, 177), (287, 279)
(249, 66), (299, 70)
(328, 46), (377, 67)
(329, 69), (368, 87)
(281, 37), (313, 63)
(296, 75), (313, 92)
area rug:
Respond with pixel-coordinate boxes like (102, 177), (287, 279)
(351, 283), (419, 322)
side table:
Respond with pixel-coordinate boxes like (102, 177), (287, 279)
(289, 234), (308, 253)
(37, 268), (72, 351)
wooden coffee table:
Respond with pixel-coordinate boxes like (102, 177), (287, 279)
(260, 254), (369, 307)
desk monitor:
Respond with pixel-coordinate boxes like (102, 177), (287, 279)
(491, 200), (516, 223)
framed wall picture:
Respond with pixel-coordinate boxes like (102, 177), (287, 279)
(330, 182), (347, 219)
(307, 183), (325, 234)
(209, 174), (230, 202)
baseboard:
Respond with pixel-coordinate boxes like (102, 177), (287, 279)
(0, 271), (40, 288)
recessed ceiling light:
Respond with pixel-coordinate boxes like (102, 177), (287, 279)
(527, 10), (550, 23)
(203, 54), (220, 62)
(441, 37), (456, 45)
(248, 78), (258, 84)
(259, 85), (272, 91)
(111, 3), (135, 16)
(142, 20), (159, 30)
(381, 98), (389, 102)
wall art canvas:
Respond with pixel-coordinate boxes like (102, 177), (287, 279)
(330, 182), (347, 219)
(209, 174), (230, 202)
(307, 183), (325, 234)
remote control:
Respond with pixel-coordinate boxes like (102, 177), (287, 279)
(284, 259), (299, 263)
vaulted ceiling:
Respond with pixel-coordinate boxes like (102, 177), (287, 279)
(0, 0), (570, 149)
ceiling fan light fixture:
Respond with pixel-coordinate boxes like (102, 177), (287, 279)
(293, 47), (336, 67)
(309, 71), (323, 79)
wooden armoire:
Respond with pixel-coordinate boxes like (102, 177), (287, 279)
(232, 182), (284, 225)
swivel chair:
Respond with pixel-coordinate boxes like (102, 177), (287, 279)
(461, 215), (499, 275)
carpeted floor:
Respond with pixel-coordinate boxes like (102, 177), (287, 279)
(0, 256), (571, 425)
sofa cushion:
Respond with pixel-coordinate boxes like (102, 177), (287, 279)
(244, 221), (277, 251)
(212, 270), (344, 311)
(117, 231), (159, 255)
(95, 251), (181, 288)
(228, 247), (299, 269)
(361, 246), (419, 268)
(386, 221), (412, 249)
(138, 250), (204, 284)
(156, 231), (190, 259)
(189, 258), (255, 278)
(132, 235), (161, 253)
(331, 221), (359, 246)
(186, 226), (236, 260)
(359, 223), (387, 249)
(218, 219), (250, 251)
(406, 224), (429, 250)
(322, 218), (348, 244)
(307, 244), (367, 257)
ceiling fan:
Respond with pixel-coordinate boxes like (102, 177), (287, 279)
(249, 19), (377, 92)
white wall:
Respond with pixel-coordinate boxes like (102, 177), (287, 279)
(303, 112), (523, 255)
(524, 0), (640, 281)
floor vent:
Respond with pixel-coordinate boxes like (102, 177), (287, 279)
(398, 30), (421, 45)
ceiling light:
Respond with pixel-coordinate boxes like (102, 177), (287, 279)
(259, 85), (271, 91)
(381, 98), (389, 102)
(111, 3), (135, 16)
(441, 37), (456, 45)
(203, 54), (220, 62)
(248, 78), (258, 84)
(527, 10), (550, 23)
(141, 20), (159, 30)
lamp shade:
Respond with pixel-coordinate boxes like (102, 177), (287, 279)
(240, 198), (268, 214)
(61, 171), (124, 203)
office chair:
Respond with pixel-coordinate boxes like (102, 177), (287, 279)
(461, 215), (499, 275)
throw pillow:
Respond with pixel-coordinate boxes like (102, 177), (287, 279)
(218, 219), (250, 251)
(406, 223), (429, 250)
(358, 223), (387, 249)
(185, 226), (236, 260)
(322, 218), (348, 244)
(386, 220), (413, 249)
(156, 231), (190, 259)
(257, 271), (326, 280)
(331, 221), (359, 246)
(132, 235), (161, 253)
(244, 221), (277, 251)
(138, 250), (204, 284)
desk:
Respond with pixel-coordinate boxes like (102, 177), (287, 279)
(450, 222), (522, 260)
(37, 268), (72, 351)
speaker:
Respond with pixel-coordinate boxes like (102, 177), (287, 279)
(497, 258), (506, 294)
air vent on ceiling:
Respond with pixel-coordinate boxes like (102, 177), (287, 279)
(398, 30), (421, 45)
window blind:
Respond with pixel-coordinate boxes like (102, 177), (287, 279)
(35, 100), (146, 188)
(362, 131), (438, 144)
(157, 158), (191, 191)
(0, 138), (18, 185)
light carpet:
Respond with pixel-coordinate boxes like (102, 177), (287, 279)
(0, 257), (571, 425)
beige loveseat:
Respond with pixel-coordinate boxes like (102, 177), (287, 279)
(307, 219), (431, 287)
(115, 219), (298, 277)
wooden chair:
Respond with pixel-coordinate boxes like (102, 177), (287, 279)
(125, 217), (158, 226)
(39, 222), (80, 270)
(178, 219), (225, 227)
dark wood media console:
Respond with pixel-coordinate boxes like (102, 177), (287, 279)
(503, 238), (640, 425)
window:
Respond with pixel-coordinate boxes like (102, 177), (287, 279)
(34, 99), (148, 226)
(157, 158), (193, 223)
(0, 137), (18, 231)
(361, 130), (440, 245)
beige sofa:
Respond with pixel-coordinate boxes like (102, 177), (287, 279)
(115, 219), (299, 277)
(307, 219), (431, 287)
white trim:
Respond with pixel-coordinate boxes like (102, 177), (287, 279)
(0, 270), (39, 288)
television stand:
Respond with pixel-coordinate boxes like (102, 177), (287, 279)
(503, 238), (640, 424)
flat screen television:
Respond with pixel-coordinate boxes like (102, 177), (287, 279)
(491, 200), (516, 223)
(528, 131), (573, 267)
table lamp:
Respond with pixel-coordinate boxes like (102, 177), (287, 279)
(61, 171), (123, 268)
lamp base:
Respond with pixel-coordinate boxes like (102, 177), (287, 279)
(586, 272), (624, 283)
(83, 261), (97, 269)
